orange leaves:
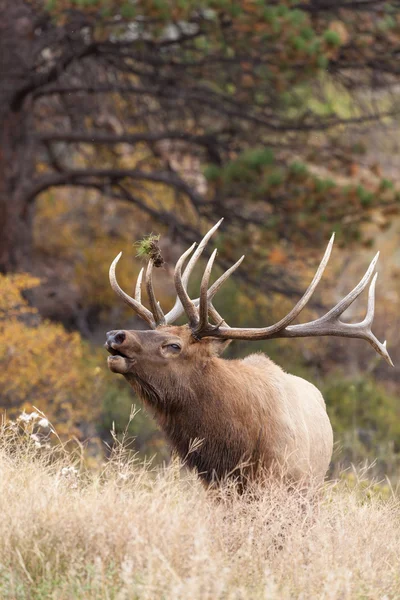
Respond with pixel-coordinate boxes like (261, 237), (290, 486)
(268, 246), (288, 266)
(0, 274), (102, 441)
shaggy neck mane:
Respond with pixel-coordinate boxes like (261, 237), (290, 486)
(125, 357), (275, 485)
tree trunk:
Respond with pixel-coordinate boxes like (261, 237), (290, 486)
(0, 111), (35, 273)
(0, 0), (36, 273)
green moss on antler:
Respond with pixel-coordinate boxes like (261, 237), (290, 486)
(134, 234), (160, 257)
(134, 234), (164, 267)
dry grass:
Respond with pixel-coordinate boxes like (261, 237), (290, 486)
(1, 416), (400, 599)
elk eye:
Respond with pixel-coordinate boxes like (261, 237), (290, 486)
(167, 343), (181, 351)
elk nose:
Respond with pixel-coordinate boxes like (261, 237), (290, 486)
(106, 331), (126, 346)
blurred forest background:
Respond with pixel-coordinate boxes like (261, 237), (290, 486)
(1, 0), (399, 475)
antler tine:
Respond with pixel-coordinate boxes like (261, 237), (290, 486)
(182, 219), (224, 289)
(261, 233), (335, 335)
(281, 269), (393, 366)
(164, 219), (224, 324)
(135, 268), (144, 303)
(202, 239), (392, 366)
(322, 251), (379, 321)
(199, 233), (334, 341)
(165, 253), (245, 326)
(207, 255), (245, 302)
(355, 273), (393, 366)
(109, 253), (156, 329)
(173, 243), (199, 327)
(145, 259), (166, 326)
(195, 248), (218, 335)
(363, 271), (377, 328)
(191, 253), (245, 336)
(208, 302), (227, 327)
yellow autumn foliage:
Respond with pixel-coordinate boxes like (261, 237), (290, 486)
(0, 273), (40, 319)
(34, 190), (175, 315)
(0, 273), (103, 440)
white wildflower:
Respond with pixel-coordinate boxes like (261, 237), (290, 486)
(18, 412), (32, 423)
(30, 433), (40, 442)
(34, 441), (42, 449)
(61, 466), (79, 477)
(38, 418), (49, 428)
(18, 411), (39, 423)
(60, 466), (79, 490)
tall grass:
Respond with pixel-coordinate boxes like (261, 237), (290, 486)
(0, 414), (399, 599)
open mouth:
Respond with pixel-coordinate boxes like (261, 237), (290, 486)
(106, 345), (130, 359)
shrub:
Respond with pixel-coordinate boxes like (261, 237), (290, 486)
(0, 274), (102, 441)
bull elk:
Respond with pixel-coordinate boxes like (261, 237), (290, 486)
(105, 220), (392, 487)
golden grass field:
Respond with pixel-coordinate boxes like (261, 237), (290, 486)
(1, 413), (399, 599)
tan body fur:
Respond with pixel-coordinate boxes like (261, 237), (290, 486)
(106, 326), (333, 487)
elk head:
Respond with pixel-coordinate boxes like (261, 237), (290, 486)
(105, 219), (393, 402)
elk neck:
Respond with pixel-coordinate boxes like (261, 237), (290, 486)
(125, 355), (276, 485)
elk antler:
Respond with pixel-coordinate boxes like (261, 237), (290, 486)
(164, 218), (229, 324)
(109, 221), (393, 366)
(186, 230), (393, 367)
(145, 259), (166, 326)
(109, 253), (157, 329)
(109, 219), (239, 328)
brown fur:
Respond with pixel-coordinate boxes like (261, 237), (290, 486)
(106, 325), (333, 487)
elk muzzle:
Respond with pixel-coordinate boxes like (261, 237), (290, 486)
(105, 330), (140, 374)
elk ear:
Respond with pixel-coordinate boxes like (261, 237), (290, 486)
(207, 338), (232, 356)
